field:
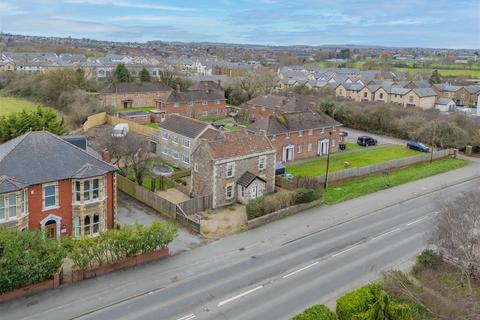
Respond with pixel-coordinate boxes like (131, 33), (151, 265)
(324, 158), (466, 204)
(394, 67), (480, 78)
(286, 145), (419, 177)
(0, 96), (40, 116)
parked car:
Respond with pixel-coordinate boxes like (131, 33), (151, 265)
(407, 141), (430, 152)
(357, 136), (377, 147)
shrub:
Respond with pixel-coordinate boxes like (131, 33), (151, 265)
(0, 228), (65, 294)
(291, 304), (337, 320)
(412, 249), (442, 275)
(295, 188), (320, 204)
(246, 190), (296, 220)
(64, 221), (178, 270)
(336, 284), (381, 320)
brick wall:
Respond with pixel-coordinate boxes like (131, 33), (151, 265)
(102, 91), (170, 109)
(247, 104), (275, 121)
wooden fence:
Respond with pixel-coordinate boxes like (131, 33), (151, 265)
(277, 148), (456, 188)
(81, 112), (158, 137)
(116, 174), (209, 233)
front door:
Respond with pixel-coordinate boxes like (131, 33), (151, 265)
(318, 139), (329, 155)
(44, 220), (57, 238)
(282, 145), (295, 162)
(251, 185), (258, 198)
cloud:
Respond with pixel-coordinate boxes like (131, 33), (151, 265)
(63, 0), (196, 12)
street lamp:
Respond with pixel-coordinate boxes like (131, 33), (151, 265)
(324, 108), (336, 189)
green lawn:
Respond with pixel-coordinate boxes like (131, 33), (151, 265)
(203, 117), (239, 132)
(117, 106), (156, 113)
(340, 142), (362, 152)
(394, 67), (480, 79)
(324, 158), (466, 205)
(147, 123), (159, 129)
(287, 145), (419, 177)
(0, 96), (40, 116)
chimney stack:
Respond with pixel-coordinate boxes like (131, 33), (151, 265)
(102, 149), (111, 162)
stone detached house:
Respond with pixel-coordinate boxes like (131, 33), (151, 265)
(155, 114), (219, 169)
(191, 130), (276, 208)
(0, 131), (117, 238)
(157, 87), (227, 119)
(248, 111), (343, 162)
(100, 82), (172, 109)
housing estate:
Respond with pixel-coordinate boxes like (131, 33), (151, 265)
(100, 82), (172, 109)
(248, 111), (342, 162)
(191, 130), (276, 208)
(0, 131), (117, 238)
(154, 114), (219, 169)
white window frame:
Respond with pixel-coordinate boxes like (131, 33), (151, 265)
(183, 154), (190, 164)
(7, 193), (16, 218)
(216, 100), (220, 105)
(226, 162), (235, 178)
(259, 156), (266, 171)
(174, 102), (180, 108)
(162, 145), (169, 155)
(172, 135), (179, 144)
(298, 130), (303, 137)
(188, 101), (193, 107)
(0, 195), (4, 221)
(308, 129), (313, 136)
(21, 189), (27, 215)
(297, 145), (303, 153)
(285, 132), (290, 139)
(307, 143), (312, 152)
(43, 183), (58, 210)
(271, 134), (276, 141)
(226, 183), (234, 200)
(172, 150), (179, 160)
(183, 138), (190, 148)
(162, 131), (169, 140)
(202, 100), (208, 105)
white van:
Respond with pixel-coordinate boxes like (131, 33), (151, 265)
(112, 123), (129, 138)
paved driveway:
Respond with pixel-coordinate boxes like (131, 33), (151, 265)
(343, 127), (408, 146)
(117, 192), (203, 254)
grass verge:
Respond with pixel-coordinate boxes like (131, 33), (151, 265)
(287, 145), (419, 177)
(116, 106), (156, 113)
(324, 158), (466, 205)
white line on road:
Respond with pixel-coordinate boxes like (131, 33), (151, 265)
(177, 314), (196, 320)
(217, 286), (263, 307)
(331, 242), (363, 258)
(406, 216), (430, 226)
(372, 228), (401, 240)
(282, 262), (319, 279)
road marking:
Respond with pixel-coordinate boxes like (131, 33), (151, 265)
(331, 242), (362, 258)
(177, 314), (196, 320)
(282, 262), (319, 279)
(217, 286), (263, 307)
(407, 216), (430, 226)
(372, 228), (401, 240)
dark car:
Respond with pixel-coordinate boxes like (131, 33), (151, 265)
(357, 136), (378, 147)
(407, 141), (430, 152)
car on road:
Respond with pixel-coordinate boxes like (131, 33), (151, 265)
(407, 140), (430, 152)
(357, 136), (378, 147)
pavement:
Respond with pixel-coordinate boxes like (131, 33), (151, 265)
(117, 191), (203, 255)
(2, 159), (479, 320)
(344, 127), (408, 146)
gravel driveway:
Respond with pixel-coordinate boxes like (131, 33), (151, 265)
(343, 127), (408, 146)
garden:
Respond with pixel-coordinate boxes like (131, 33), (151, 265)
(0, 95), (40, 116)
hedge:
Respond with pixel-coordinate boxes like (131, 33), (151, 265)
(295, 188), (321, 204)
(336, 284), (381, 320)
(0, 228), (65, 294)
(291, 304), (337, 320)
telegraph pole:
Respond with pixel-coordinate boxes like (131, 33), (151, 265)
(430, 122), (436, 163)
(324, 108), (335, 189)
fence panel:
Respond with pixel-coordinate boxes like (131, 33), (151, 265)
(178, 195), (213, 215)
(106, 115), (158, 137)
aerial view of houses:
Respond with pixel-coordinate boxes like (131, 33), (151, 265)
(0, 1), (479, 319)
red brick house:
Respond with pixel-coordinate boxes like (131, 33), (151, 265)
(100, 82), (172, 109)
(0, 131), (117, 238)
(246, 94), (319, 121)
(247, 111), (342, 162)
(157, 86), (227, 119)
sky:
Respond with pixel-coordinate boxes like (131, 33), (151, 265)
(0, 0), (479, 48)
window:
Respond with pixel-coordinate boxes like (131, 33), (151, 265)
(241, 186), (245, 198)
(92, 179), (99, 200)
(172, 150), (179, 159)
(162, 131), (169, 140)
(308, 129), (313, 136)
(84, 216), (91, 236)
(7, 194), (16, 218)
(379, 93), (384, 99)
(216, 100), (220, 105)
(183, 139), (190, 148)
(75, 181), (81, 202)
(444, 92), (449, 97)
(202, 100), (207, 105)
(162, 145), (169, 155)
(194, 162), (199, 172)
(364, 92), (368, 98)
(21, 190), (27, 215)
(409, 96), (414, 104)
(0, 196), (4, 220)
(333, 126), (337, 132)
(183, 154), (190, 164)
(188, 101), (193, 107)
(307, 143), (312, 152)
(259, 156), (266, 171)
(92, 214), (100, 235)
(298, 130), (303, 137)
(84, 180), (91, 201)
(226, 184), (234, 200)
(339, 89), (343, 94)
(332, 139), (336, 147)
(203, 111), (208, 117)
(297, 145), (303, 153)
(285, 132), (290, 139)
(271, 134), (276, 141)
(73, 216), (81, 238)
(43, 184), (57, 209)
(226, 162), (235, 178)
(172, 135), (179, 144)
(174, 102), (180, 108)
(321, 128), (325, 133)
(261, 106), (266, 111)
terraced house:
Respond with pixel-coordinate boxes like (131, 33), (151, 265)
(0, 131), (117, 238)
(100, 82), (172, 109)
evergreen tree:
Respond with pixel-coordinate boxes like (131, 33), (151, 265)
(139, 68), (151, 82)
(113, 64), (132, 83)
(429, 69), (441, 84)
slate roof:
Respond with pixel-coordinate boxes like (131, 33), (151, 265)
(101, 82), (172, 94)
(237, 171), (266, 188)
(203, 131), (274, 160)
(158, 114), (216, 139)
(281, 95), (318, 113)
(433, 83), (462, 92)
(247, 111), (341, 135)
(413, 87), (437, 97)
(246, 94), (285, 109)
(0, 176), (27, 193)
(189, 80), (224, 92)
(164, 89), (225, 103)
(199, 128), (220, 140)
(465, 85), (480, 94)
(436, 98), (455, 105)
(0, 131), (116, 189)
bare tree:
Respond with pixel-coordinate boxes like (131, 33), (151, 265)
(431, 191), (480, 294)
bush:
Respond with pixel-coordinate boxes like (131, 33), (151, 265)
(336, 284), (381, 320)
(412, 249), (442, 274)
(291, 304), (337, 320)
(246, 190), (296, 220)
(295, 188), (320, 204)
(64, 222), (178, 270)
(0, 228), (65, 294)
